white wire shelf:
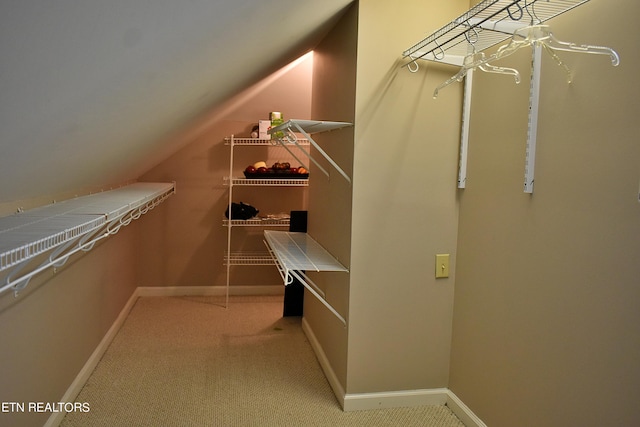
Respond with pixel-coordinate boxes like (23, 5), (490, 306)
(269, 120), (352, 135)
(223, 133), (312, 309)
(402, 0), (617, 194)
(263, 231), (348, 274)
(223, 218), (290, 227)
(0, 182), (175, 294)
(403, 0), (591, 65)
(224, 137), (309, 146)
(224, 252), (276, 266)
(263, 230), (348, 325)
(268, 119), (353, 183)
(224, 177), (309, 187)
(0, 215), (106, 273)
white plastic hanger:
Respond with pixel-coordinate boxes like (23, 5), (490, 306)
(433, 50), (521, 98)
(492, 24), (620, 82)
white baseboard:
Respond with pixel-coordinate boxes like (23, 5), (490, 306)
(136, 285), (284, 297)
(46, 284), (282, 426)
(44, 289), (140, 427)
(301, 317), (449, 412)
(301, 318), (486, 426)
(343, 388), (449, 412)
(49, 286), (485, 427)
(446, 390), (488, 427)
(301, 317), (347, 407)
(341, 388), (487, 427)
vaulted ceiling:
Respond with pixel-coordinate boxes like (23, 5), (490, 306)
(0, 0), (354, 204)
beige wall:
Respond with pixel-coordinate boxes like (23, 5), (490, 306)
(296, 0), (468, 397)
(4, 2), (638, 425)
(347, 0), (468, 394)
(304, 2), (358, 390)
(137, 55), (313, 289)
(450, 0), (640, 425)
(0, 54), (313, 427)
(0, 224), (138, 427)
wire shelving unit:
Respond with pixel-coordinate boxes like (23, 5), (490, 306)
(0, 182), (175, 295)
(402, 0), (618, 193)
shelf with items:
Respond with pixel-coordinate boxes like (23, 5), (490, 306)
(224, 177), (308, 187)
(222, 217), (290, 227)
(224, 136), (310, 146)
(261, 119), (352, 324)
(223, 134), (309, 307)
(268, 119), (353, 183)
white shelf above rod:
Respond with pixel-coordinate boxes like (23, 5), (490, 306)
(402, 0), (619, 193)
(263, 230), (348, 326)
(403, 0), (592, 70)
(269, 119), (353, 184)
(0, 182), (175, 296)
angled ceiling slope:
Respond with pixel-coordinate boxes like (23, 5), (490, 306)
(0, 0), (354, 205)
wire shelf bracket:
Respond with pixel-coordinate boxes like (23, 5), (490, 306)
(268, 120), (353, 184)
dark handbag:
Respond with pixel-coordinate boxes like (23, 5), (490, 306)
(225, 202), (259, 220)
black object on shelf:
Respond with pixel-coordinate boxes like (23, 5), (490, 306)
(283, 211), (307, 317)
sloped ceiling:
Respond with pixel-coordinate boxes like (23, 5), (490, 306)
(0, 0), (354, 204)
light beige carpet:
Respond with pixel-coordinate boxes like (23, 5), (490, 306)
(61, 296), (465, 426)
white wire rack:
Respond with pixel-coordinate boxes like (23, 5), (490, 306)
(224, 137), (310, 146)
(224, 252), (276, 266)
(264, 231), (348, 274)
(222, 218), (290, 227)
(222, 220), (290, 266)
(402, 0), (619, 194)
(403, 0), (591, 66)
(263, 230), (348, 325)
(0, 182), (175, 295)
(0, 215), (106, 273)
(224, 177), (309, 187)
(223, 134), (312, 310)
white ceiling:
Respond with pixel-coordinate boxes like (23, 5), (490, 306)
(0, 0), (354, 204)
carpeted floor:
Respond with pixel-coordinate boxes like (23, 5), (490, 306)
(61, 296), (465, 426)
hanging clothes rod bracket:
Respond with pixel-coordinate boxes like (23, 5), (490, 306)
(403, 1), (620, 195)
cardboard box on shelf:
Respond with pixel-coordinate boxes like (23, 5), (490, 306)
(259, 120), (271, 140)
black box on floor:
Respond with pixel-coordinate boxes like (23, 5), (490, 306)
(283, 211), (307, 317)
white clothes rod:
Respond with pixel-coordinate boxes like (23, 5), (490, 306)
(403, 0), (619, 194)
(0, 182), (175, 295)
(403, 0), (591, 69)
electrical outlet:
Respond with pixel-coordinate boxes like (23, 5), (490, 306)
(435, 254), (450, 278)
